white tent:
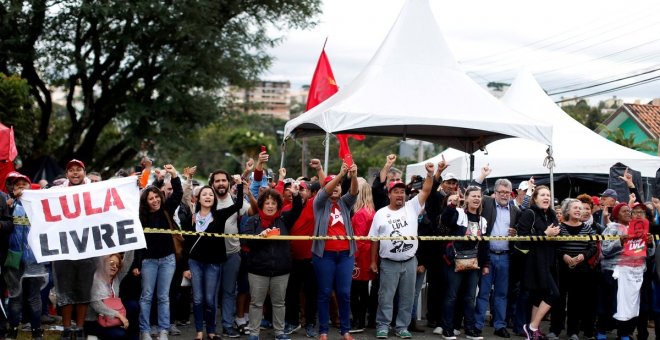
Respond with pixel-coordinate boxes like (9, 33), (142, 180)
(283, 0), (552, 153)
(406, 71), (660, 181)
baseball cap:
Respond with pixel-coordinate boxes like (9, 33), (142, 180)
(388, 180), (406, 192)
(630, 202), (645, 211)
(66, 159), (85, 170)
(323, 175), (336, 186)
(599, 189), (618, 199)
(443, 173), (458, 182)
(517, 181), (529, 191)
(5, 171), (31, 185)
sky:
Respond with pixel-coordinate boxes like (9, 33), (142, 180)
(264, 0), (660, 105)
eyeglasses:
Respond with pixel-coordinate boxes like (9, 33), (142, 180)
(631, 210), (645, 216)
(495, 190), (511, 195)
(108, 260), (121, 269)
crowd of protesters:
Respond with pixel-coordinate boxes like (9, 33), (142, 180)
(1, 152), (660, 340)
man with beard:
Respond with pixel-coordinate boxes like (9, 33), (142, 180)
(208, 160), (255, 338)
(368, 162), (434, 339)
(52, 159), (96, 340)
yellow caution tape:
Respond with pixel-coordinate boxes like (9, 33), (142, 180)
(12, 217), (30, 225)
(144, 228), (657, 242)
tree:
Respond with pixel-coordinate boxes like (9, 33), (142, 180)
(600, 126), (657, 153)
(0, 0), (321, 175)
(561, 99), (606, 131)
(0, 74), (35, 158)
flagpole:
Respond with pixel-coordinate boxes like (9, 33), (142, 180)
(324, 132), (330, 170)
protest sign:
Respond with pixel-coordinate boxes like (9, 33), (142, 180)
(21, 176), (146, 262)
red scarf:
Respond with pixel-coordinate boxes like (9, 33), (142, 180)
(258, 209), (281, 228)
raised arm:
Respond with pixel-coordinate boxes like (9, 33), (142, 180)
(416, 162), (435, 206)
(379, 154), (397, 183)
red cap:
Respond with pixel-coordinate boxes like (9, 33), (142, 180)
(66, 159), (85, 170)
(388, 180), (406, 192)
(5, 171), (31, 185)
(591, 196), (600, 206)
(630, 202), (645, 211)
(299, 181), (308, 190)
(323, 175), (336, 186)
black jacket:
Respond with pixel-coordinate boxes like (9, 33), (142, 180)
(243, 195), (303, 277)
(185, 184), (243, 265)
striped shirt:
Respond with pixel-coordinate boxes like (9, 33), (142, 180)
(558, 222), (596, 258)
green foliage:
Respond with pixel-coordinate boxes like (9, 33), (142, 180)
(561, 100), (607, 130)
(0, 0), (321, 176)
(0, 74), (35, 158)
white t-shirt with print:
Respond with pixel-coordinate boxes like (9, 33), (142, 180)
(369, 196), (423, 261)
(217, 195), (250, 254)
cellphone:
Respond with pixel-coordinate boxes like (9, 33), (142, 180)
(260, 145), (267, 153)
(607, 206), (613, 213)
(344, 153), (354, 167)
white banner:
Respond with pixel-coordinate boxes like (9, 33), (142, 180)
(21, 176), (146, 262)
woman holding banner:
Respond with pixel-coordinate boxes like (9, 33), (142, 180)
(3, 172), (48, 340)
(134, 164), (182, 340)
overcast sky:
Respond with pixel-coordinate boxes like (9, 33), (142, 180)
(264, 0), (660, 105)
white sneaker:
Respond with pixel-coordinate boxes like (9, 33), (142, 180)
(141, 332), (152, 340)
(158, 330), (169, 340)
(546, 332), (559, 340)
(453, 329), (461, 336)
(433, 327), (443, 335)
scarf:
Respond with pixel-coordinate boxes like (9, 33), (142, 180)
(258, 209), (281, 228)
(195, 211), (213, 232)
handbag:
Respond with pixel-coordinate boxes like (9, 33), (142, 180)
(4, 227), (26, 270)
(454, 247), (479, 272)
(97, 285), (126, 327)
(165, 211), (185, 261)
(4, 249), (22, 270)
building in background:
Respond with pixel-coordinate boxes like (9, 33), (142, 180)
(598, 103), (660, 156)
(229, 80), (291, 120)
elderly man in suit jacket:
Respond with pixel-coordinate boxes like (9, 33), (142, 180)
(472, 173), (521, 338)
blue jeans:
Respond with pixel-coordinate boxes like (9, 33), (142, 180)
(221, 253), (241, 329)
(139, 254), (176, 332)
(411, 270), (426, 321)
(475, 252), (509, 330)
(313, 251), (354, 335)
(377, 257), (417, 332)
(443, 265), (479, 333)
(189, 259), (222, 334)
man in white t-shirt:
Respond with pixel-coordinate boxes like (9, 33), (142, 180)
(369, 162), (434, 339)
(210, 169), (253, 337)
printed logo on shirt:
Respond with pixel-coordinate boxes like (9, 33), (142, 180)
(330, 207), (344, 226)
(466, 221), (482, 236)
(387, 217), (413, 253)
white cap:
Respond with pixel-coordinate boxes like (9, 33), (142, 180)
(517, 181), (529, 191)
(443, 173), (458, 182)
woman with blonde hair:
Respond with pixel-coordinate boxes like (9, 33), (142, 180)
(349, 178), (375, 333)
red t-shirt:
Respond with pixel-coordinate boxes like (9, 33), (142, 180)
(289, 198), (315, 259)
(325, 202), (350, 251)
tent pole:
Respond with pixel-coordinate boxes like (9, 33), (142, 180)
(546, 146), (555, 202)
(324, 132), (330, 170)
(469, 154), (475, 182)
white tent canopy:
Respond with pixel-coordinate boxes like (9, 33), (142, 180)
(406, 70), (660, 181)
(283, 0), (552, 152)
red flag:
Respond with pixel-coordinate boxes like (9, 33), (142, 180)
(305, 49), (338, 111)
(305, 48), (364, 164)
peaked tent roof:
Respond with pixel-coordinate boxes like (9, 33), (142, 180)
(406, 70), (660, 180)
(283, 0), (552, 152)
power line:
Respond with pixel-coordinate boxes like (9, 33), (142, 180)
(553, 74), (660, 103)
